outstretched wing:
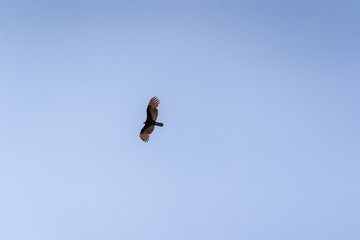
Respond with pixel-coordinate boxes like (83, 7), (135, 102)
(139, 125), (155, 142)
(146, 97), (160, 121)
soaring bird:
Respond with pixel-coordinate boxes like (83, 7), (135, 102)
(139, 97), (164, 142)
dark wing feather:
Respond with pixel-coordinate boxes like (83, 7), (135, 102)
(139, 125), (155, 142)
(146, 97), (160, 121)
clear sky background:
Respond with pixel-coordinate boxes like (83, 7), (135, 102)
(1, 1), (360, 239)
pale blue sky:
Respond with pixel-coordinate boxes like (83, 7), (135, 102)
(1, 1), (360, 240)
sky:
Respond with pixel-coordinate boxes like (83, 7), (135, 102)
(1, 0), (360, 239)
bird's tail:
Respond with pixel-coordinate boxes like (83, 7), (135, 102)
(155, 122), (164, 127)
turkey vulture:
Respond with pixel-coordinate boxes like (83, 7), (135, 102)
(139, 97), (164, 142)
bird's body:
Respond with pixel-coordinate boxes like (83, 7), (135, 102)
(140, 97), (163, 142)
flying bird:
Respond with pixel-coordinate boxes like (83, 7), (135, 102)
(139, 97), (164, 142)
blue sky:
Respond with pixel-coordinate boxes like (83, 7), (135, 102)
(1, 1), (360, 239)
